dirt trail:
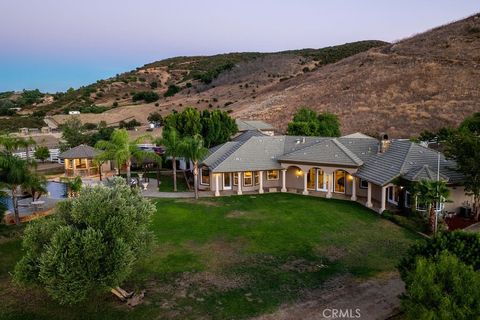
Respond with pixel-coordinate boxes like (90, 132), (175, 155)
(253, 272), (404, 320)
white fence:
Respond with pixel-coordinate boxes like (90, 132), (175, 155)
(13, 148), (62, 163)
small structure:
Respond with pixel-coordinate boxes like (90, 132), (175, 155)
(235, 119), (275, 136)
(59, 144), (111, 177)
(68, 110), (80, 115)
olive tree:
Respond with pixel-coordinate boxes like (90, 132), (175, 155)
(14, 177), (155, 305)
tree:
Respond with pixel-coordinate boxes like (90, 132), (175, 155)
(34, 146), (50, 163)
(413, 180), (450, 233)
(14, 177), (155, 305)
(200, 110), (237, 148)
(60, 117), (88, 148)
(22, 172), (47, 201)
(132, 91), (159, 103)
(286, 107), (340, 137)
(154, 128), (183, 192)
(0, 152), (33, 225)
(181, 135), (208, 199)
(147, 112), (163, 127)
(164, 107), (202, 137)
(401, 251), (480, 320)
(445, 115), (480, 219)
(163, 85), (180, 97)
(61, 176), (83, 198)
(95, 129), (154, 182)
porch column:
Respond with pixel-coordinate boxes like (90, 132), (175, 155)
(214, 174), (220, 197)
(85, 158), (89, 175)
(302, 170), (309, 195)
(380, 186), (387, 213)
(237, 172), (243, 195)
(259, 171), (264, 194)
(351, 176), (357, 201)
(326, 173), (333, 198)
(72, 158), (77, 175)
(281, 169), (287, 192)
(366, 182), (373, 208)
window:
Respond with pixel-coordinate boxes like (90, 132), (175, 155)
(233, 173), (238, 186)
(359, 179), (369, 189)
(307, 168), (316, 190)
(334, 170), (346, 193)
(244, 171), (253, 186)
(387, 186), (399, 204)
(200, 167), (210, 185)
(254, 171), (259, 185)
(416, 196), (445, 213)
(267, 170), (279, 180)
(223, 173), (232, 190)
(317, 169), (327, 191)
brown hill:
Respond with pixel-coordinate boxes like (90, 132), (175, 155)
(232, 13), (480, 137)
(6, 14), (480, 138)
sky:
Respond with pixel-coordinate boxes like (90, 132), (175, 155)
(0, 0), (479, 93)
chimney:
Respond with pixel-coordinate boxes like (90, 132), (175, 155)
(301, 137), (306, 144)
(379, 134), (391, 153)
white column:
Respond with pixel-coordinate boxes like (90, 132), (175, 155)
(302, 170), (309, 195)
(281, 169), (287, 192)
(380, 186), (387, 213)
(326, 173), (333, 198)
(237, 172), (243, 195)
(259, 171), (264, 194)
(215, 174), (220, 197)
(351, 176), (357, 201)
(366, 182), (373, 208)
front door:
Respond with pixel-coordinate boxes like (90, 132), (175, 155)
(223, 173), (232, 190)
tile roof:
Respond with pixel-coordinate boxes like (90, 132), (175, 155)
(59, 144), (100, 159)
(235, 119), (275, 132)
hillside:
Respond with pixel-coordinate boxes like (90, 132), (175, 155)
(234, 13), (480, 136)
(2, 14), (480, 137)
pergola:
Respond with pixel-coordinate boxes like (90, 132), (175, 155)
(59, 144), (103, 177)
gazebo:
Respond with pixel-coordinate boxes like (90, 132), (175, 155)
(59, 144), (111, 177)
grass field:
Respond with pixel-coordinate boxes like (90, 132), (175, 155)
(0, 193), (418, 319)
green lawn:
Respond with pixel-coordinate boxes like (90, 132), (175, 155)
(0, 193), (419, 319)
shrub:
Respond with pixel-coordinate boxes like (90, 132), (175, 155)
(149, 81), (158, 89)
(34, 146), (50, 162)
(112, 102), (118, 107)
(398, 231), (480, 280)
(132, 91), (160, 103)
(401, 252), (480, 319)
(14, 178), (155, 304)
(163, 85), (181, 97)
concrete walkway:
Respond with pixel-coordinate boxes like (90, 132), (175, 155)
(139, 178), (207, 198)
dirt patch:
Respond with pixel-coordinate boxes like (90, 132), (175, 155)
(253, 272), (404, 320)
(226, 210), (251, 218)
(176, 198), (222, 207)
(280, 258), (327, 273)
(315, 245), (348, 262)
(187, 238), (247, 270)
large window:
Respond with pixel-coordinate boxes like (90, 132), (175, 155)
(200, 167), (210, 185)
(334, 170), (346, 193)
(254, 171), (259, 185)
(223, 173), (232, 190)
(244, 171), (253, 186)
(317, 169), (327, 191)
(416, 196), (445, 213)
(387, 186), (399, 204)
(307, 168), (316, 190)
(267, 170), (279, 180)
(359, 179), (369, 189)
(233, 173), (238, 186)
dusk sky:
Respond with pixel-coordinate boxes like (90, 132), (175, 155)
(1, 0), (479, 93)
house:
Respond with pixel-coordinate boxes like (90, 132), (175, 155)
(199, 132), (473, 214)
(59, 145), (112, 177)
(235, 119), (275, 136)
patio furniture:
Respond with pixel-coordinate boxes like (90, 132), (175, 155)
(31, 200), (45, 211)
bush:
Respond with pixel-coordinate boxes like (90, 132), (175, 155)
(112, 102), (118, 107)
(14, 178), (155, 304)
(119, 119), (141, 130)
(401, 252), (480, 319)
(163, 85), (181, 97)
(34, 146), (50, 162)
(398, 231), (480, 280)
(132, 91), (160, 103)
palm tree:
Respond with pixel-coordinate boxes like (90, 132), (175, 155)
(22, 172), (47, 201)
(414, 180), (450, 233)
(61, 176), (83, 198)
(154, 128), (183, 192)
(0, 152), (32, 225)
(95, 129), (154, 183)
(181, 135), (208, 199)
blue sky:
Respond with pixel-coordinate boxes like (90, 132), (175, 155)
(0, 0), (479, 93)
